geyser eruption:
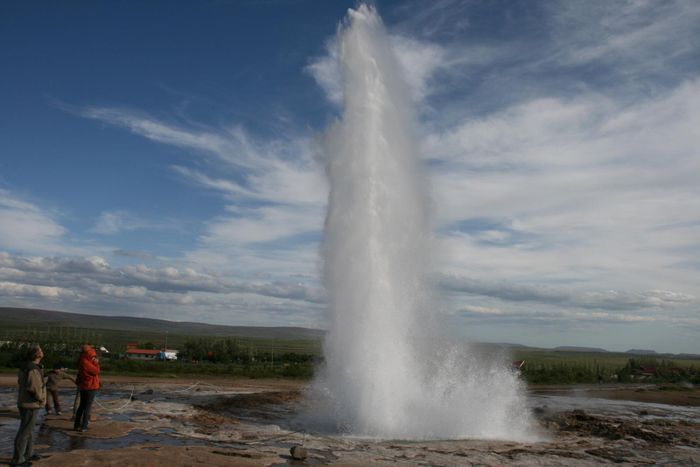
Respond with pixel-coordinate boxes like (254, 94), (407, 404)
(315, 5), (536, 440)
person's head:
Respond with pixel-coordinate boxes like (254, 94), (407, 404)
(28, 345), (43, 362)
(81, 344), (96, 358)
(53, 363), (64, 371)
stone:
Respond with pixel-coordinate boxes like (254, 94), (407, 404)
(290, 445), (308, 460)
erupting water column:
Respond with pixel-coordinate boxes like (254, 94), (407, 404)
(318, 5), (535, 440)
(321, 5), (429, 437)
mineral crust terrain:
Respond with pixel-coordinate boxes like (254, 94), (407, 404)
(1, 375), (698, 466)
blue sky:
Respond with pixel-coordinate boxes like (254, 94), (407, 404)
(1, 0), (699, 353)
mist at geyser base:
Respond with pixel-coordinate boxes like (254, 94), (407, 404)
(306, 5), (537, 441)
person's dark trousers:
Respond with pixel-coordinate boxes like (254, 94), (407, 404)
(71, 388), (80, 421)
(74, 389), (96, 430)
(12, 407), (39, 465)
(46, 388), (61, 413)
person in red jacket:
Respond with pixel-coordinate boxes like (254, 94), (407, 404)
(73, 344), (100, 432)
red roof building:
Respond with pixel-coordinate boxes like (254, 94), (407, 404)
(125, 348), (161, 360)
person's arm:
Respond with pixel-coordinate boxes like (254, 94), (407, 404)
(58, 371), (74, 384)
(81, 358), (100, 376)
(26, 369), (46, 403)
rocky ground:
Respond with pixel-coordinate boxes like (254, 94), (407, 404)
(0, 376), (698, 466)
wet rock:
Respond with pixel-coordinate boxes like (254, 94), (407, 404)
(141, 389), (154, 395)
(290, 445), (308, 460)
(585, 447), (637, 463)
(551, 409), (687, 445)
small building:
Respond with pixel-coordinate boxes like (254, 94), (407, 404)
(632, 366), (657, 379)
(124, 343), (178, 361)
(125, 348), (161, 361)
(162, 349), (178, 361)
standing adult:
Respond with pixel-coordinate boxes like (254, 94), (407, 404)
(11, 345), (46, 467)
(73, 344), (100, 432)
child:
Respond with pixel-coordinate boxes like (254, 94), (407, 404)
(45, 364), (76, 415)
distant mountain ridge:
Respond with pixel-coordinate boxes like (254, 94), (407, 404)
(0, 307), (324, 341)
(554, 346), (608, 353)
(626, 349), (658, 355)
(1, 307), (698, 358)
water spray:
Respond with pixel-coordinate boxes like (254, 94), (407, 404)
(312, 5), (536, 441)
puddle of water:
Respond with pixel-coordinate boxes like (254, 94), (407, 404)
(34, 427), (213, 453)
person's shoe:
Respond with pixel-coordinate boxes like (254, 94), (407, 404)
(56, 411), (62, 415)
(29, 453), (44, 460)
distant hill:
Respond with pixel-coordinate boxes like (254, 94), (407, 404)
(676, 354), (700, 360)
(626, 349), (658, 355)
(2, 307), (698, 359)
(0, 307), (324, 341)
(554, 346), (608, 353)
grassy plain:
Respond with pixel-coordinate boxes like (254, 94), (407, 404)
(1, 307), (698, 384)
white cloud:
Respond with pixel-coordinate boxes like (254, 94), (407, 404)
(92, 211), (142, 235)
(200, 205), (320, 246)
(170, 165), (257, 199)
(547, 0), (700, 70)
(0, 189), (68, 255)
(0, 281), (72, 299)
(91, 210), (182, 235)
(441, 274), (695, 311)
(428, 80), (700, 301)
(81, 107), (233, 164)
(112, 249), (155, 260)
(99, 284), (147, 298)
(460, 305), (502, 315)
(78, 106), (327, 279)
(80, 106), (306, 175)
(459, 306), (661, 325)
(0, 251), (323, 307)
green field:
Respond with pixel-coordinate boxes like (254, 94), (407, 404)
(510, 348), (700, 384)
(513, 348), (699, 369)
(1, 307), (698, 384)
(0, 326), (320, 379)
(0, 325), (321, 355)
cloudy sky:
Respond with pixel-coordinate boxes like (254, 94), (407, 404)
(1, 0), (698, 353)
